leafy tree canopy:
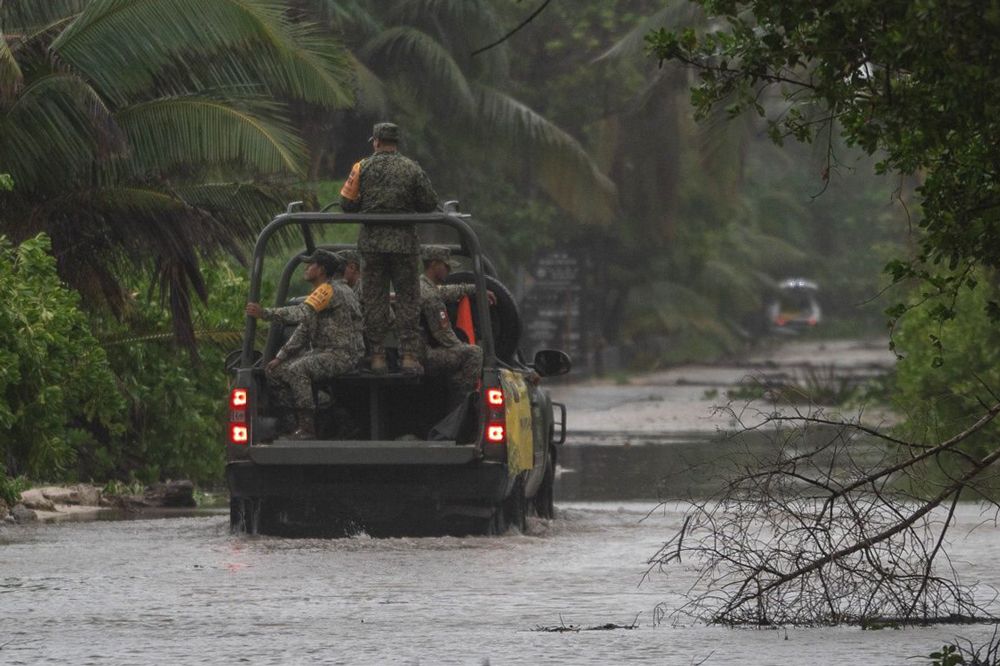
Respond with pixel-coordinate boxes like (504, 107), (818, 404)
(646, 0), (1000, 331)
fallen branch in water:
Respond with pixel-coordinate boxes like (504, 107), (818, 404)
(533, 613), (641, 632)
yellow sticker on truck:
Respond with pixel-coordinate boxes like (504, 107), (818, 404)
(500, 369), (533, 473)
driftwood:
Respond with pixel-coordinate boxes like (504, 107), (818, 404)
(533, 614), (641, 632)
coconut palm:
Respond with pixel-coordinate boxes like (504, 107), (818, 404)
(294, 0), (617, 224)
(0, 0), (352, 344)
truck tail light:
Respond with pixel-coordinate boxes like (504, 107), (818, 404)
(487, 423), (505, 443)
(230, 388), (248, 409)
(229, 388), (249, 445)
(487, 388), (504, 407)
(230, 423), (249, 444)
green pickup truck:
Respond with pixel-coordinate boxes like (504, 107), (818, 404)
(226, 209), (569, 536)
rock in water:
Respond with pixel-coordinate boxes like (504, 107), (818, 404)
(72, 484), (102, 507)
(11, 504), (37, 523)
(19, 489), (56, 512)
(144, 480), (197, 508)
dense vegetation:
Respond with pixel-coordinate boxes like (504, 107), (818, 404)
(645, 0), (1000, 445)
(1, 0), (913, 492)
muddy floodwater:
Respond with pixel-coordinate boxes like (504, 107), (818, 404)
(3, 340), (1000, 664)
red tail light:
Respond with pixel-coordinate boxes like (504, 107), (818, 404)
(487, 423), (505, 443)
(230, 388), (248, 409)
(487, 388), (504, 407)
(229, 388), (249, 444)
(229, 423), (249, 445)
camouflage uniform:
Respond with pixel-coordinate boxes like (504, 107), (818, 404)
(418, 272), (483, 398)
(340, 124), (438, 358)
(265, 279), (364, 409)
(336, 249), (363, 298)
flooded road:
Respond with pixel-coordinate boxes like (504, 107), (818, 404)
(3, 339), (999, 664)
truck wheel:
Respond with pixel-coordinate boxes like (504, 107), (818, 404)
(503, 477), (527, 533)
(230, 496), (262, 535)
(536, 447), (556, 519)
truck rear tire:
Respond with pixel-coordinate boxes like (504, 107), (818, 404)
(503, 476), (527, 533)
(536, 447), (556, 519)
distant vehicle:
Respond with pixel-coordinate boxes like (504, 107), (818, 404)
(225, 208), (569, 536)
(767, 278), (821, 333)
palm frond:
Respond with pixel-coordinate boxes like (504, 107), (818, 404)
(386, 0), (509, 81)
(473, 85), (617, 224)
(1, 72), (122, 193)
(0, 29), (23, 100)
(174, 182), (286, 242)
(361, 26), (475, 115)
(36, 186), (237, 346)
(51, 0), (352, 107)
(310, 0), (381, 42)
(116, 96), (306, 176)
(0, 0), (88, 33)
(346, 52), (388, 115)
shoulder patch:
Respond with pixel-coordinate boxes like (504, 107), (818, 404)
(340, 161), (362, 201)
(304, 283), (334, 311)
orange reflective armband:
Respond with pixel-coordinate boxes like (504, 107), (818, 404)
(304, 283), (334, 311)
(340, 161), (361, 201)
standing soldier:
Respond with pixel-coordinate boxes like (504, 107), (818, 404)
(340, 122), (438, 376)
(245, 250), (364, 439)
(418, 246), (494, 410)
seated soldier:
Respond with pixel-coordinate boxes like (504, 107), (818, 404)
(418, 246), (494, 410)
(337, 249), (362, 298)
(245, 249), (364, 439)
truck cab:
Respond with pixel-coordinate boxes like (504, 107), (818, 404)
(226, 210), (569, 536)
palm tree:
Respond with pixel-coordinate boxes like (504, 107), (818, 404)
(294, 0), (617, 225)
(0, 0), (353, 344)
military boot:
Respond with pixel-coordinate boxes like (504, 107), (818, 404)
(369, 351), (388, 375)
(288, 409), (316, 440)
(400, 352), (424, 376)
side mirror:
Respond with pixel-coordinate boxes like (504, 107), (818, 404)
(533, 349), (571, 377)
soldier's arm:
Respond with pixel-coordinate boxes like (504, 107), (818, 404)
(423, 296), (461, 348)
(275, 318), (310, 361)
(340, 161), (362, 212)
(437, 283), (476, 304)
(412, 167), (439, 213)
(263, 283), (334, 324)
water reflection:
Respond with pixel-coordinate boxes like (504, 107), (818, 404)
(557, 426), (882, 502)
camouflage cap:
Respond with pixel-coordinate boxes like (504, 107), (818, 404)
(301, 248), (342, 275)
(421, 244), (454, 268)
(336, 249), (361, 267)
(369, 122), (400, 143)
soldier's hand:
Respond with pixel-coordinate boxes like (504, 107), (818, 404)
(487, 290), (497, 306)
(246, 302), (263, 318)
(266, 358), (282, 372)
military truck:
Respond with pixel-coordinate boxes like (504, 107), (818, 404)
(226, 209), (569, 536)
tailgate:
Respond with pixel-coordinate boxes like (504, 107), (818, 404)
(248, 440), (479, 465)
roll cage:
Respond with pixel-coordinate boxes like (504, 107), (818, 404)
(238, 211), (497, 369)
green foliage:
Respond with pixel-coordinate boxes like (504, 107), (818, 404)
(0, 174), (11, 191)
(0, 0), (350, 344)
(646, 0), (1000, 322)
(892, 273), (1000, 459)
(928, 644), (965, 666)
(93, 260), (250, 485)
(0, 234), (123, 482)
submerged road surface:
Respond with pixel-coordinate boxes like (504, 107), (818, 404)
(3, 339), (998, 664)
